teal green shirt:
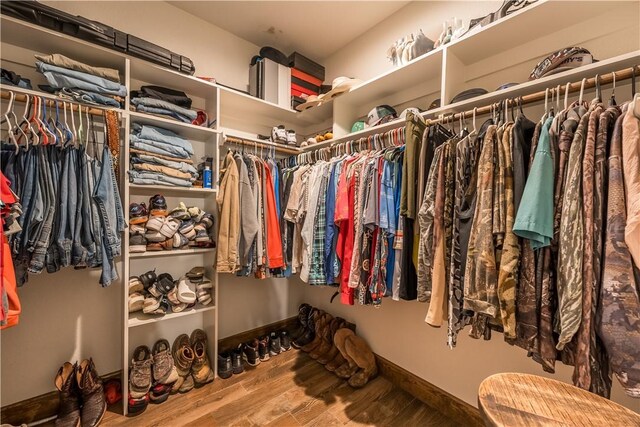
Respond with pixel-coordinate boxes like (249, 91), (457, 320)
(513, 116), (554, 250)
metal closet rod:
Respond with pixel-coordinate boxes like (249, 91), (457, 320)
(313, 64), (640, 155)
(1, 89), (120, 117)
(424, 65), (639, 126)
(224, 135), (301, 155)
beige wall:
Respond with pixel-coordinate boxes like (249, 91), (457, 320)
(323, 0), (502, 83)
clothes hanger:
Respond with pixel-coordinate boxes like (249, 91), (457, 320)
(472, 107), (478, 133)
(7, 91), (29, 149)
(32, 97), (48, 145)
(564, 82), (571, 110)
(609, 71), (617, 106)
(2, 91), (20, 152)
(632, 66), (640, 119)
(556, 84), (561, 111)
(578, 77), (587, 105)
(594, 74), (602, 103)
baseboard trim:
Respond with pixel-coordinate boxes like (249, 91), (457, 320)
(0, 370), (121, 426)
(2, 317), (481, 427)
(218, 316), (299, 352)
(375, 354), (484, 426)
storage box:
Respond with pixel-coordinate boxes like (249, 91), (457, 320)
(249, 58), (291, 108)
(288, 52), (325, 81)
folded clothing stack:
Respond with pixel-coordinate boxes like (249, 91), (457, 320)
(35, 53), (126, 108)
(129, 123), (198, 187)
(130, 85), (207, 126)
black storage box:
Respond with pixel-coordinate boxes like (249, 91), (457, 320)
(1, 1), (196, 75)
(288, 52), (325, 81)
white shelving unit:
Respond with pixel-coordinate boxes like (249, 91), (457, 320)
(1, 0), (639, 418)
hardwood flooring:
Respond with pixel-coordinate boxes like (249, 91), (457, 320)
(101, 349), (458, 427)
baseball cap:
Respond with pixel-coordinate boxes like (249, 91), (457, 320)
(529, 47), (594, 80)
(351, 120), (367, 133)
(367, 105), (398, 127)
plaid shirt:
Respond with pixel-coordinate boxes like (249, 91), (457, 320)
(308, 167), (330, 285)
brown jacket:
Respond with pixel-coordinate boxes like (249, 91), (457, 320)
(216, 152), (240, 273)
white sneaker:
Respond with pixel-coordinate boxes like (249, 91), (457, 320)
(286, 129), (297, 146)
(271, 125), (287, 143)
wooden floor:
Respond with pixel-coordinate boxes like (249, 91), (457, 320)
(101, 349), (458, 427)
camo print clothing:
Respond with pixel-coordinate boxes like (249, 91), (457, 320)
(497, 123), (519, 340)
(557, 106), (592, 351)
(417, 146), (443, 302)
(464, 125), (500, 317)
(447, 128), (482, 348)
(599, 106), (640, 398)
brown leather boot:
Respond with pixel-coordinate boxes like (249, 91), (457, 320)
(311, 317), (342, 360)
(54, 362), (81, 427)
(76, 359), (107, 427)
(317, 318), (347, 364)
(325, 351), (347, 372)
(301, 313), (331, 353)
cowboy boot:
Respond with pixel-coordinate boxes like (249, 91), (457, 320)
(317, 318), (347, 364)
(310, 317), (341, 360)
(333, 329), (359, 379)
(293, 308), (319, 349)
(325, 351), (347, 372)
(345, 334), (378, 388)
(76, 359), (107, 427)
(290, 303), (311, 341)
(302, 313), (332, 353)
(54, 362), (81, 427)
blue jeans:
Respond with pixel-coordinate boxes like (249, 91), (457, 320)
(129, 170), (193, 187)
(60, 88), (121, 108)
(36, 61), (127, 97)
(130, 135), (191, 159)
(56, 147), (77, 267)
(29, 146), (58, 273)
(131, 123), (194, 155)
(130, 97), (197, 120)
(93, 146), (124, 286)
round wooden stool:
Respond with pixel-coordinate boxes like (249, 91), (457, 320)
(478, 373), (640, 426)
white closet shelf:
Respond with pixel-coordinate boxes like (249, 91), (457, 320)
(128, 110), (219, 139)
(0, 16), (125, 71)
(130, 248), (216, 259)
(218, 85), (333, 127)
(446, 0), (636, 65)
(129, 183), (217, 195)
(128, 304), (216, 328)
(336, 48), (443, 108)
(302, 50), (640, 153)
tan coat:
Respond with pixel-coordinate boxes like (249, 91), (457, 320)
(216, 152), (240, 273)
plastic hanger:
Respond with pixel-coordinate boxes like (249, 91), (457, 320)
(578, 78), (587, 105)
(594, 74), (602, 103)
(563, 82), (571, 110)
(632, 66), (640, 119)
(472, 107), (478, 133)
(18, 94), (37, 147)
(556, 84), (561, 111)
(2, 91), (20, 152)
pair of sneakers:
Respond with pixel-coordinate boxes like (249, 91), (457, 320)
(128, 339), (179, 413)
(271, 125), (297, 146)
(238, 331), (291, 368)
(217, 347), (244, 379)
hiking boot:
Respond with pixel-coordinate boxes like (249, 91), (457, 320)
(232, 347), (244, 374)
(76, 359), (107, 427)
(171, 334), (194, 393)
(242, 340), (260, 367)
(217, 352), (233, 379)
(129, 202), (148, 225)
(54, 362), (81, 427)
(269, 332), (281, 356)
(152, 339), (178, 384)
(149, 383), (172, 404)
(280, 331), (291, 352)
(129, 346), (153, 399)
(293, 308), (318, 349)
(148, 194), (168, 216)
(190, 329), (214, 386)
(257, 335), (270, 362)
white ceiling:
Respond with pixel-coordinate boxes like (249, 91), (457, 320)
(168, 1), (410, 62)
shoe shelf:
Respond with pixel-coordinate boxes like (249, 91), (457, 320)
(130, 248), (216, 259)
(128, 183), (218, 195)
(128, 110), (219, 140)
(128, 304), (216, 328)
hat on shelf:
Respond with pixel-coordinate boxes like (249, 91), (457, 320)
(450, 88), (488, 104)
(296, 94), (324, 111)
(367, 105), (398, 127)
(351, 120), (367, 133)
(399, 107), (422, 120)
(496, 82), (519, 91)
(529, 47), (594, 80)
(428, 98), (441, 110)
(324, 76), (363, 99)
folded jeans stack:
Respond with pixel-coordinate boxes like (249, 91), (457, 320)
(1, 68), (32, 89)
(128, 123), (197, 187)
(35, 53), (126, 108)
(130, 85), (206, 126)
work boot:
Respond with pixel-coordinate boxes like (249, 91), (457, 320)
(54, 362), (81, 427)
(76, 359), (107, 427)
